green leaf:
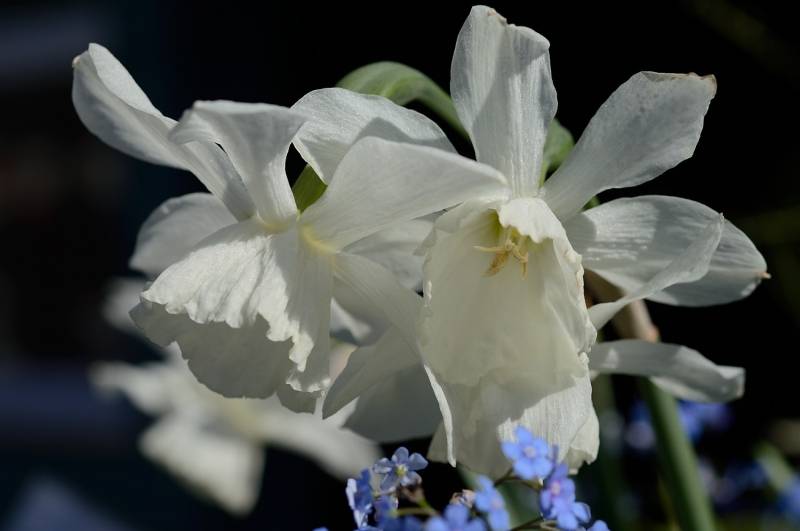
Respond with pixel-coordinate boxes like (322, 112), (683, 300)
(539, 119), (575, 188)
(337, 61), (467, 139)
(292, 165), (326, 212)
(543, 119), (574, 173)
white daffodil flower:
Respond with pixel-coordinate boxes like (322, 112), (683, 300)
(93, 278), (380, 515)
(325, 5), (765, 476)
(72, 44), (506, 410)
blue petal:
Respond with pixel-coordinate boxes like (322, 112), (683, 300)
(408, 452), (429, 471)
(488, 508), (511, 531)
(530, 457), (554, 479)
(557, 511), (579, 530)
(515, 426), (535, 446)
(393, 447), (410, 463)
(444, 504), (470, 525)
(588, 521), (609, 531)
(374, 458), (394, 474)
(424, 517), (449, 531)
(513, 458), (537, 480)
(572, 502), (591, 523)
(465, 520), (487, 531)
(501, 441), (522, 461)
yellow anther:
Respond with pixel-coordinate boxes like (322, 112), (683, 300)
(474, 228), (530, 278)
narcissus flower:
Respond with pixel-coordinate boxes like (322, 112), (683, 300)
(93, 279), (381, 515)
(72, 44), (505, 410)
(325, 5), (764, 476)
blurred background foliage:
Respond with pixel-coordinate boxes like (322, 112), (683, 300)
(0, 0), (798, 529)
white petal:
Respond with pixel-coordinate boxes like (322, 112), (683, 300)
(545, 72), (716, 219)
(170, 101), (303, 228)
(344, 218), (434, 292)
(419, 198), (596, 472)
(451, 6), (556, 197)
(140, 415), (263, 515)
(330, 281), (385, 345)
(427, 366), (595, 476)
(292, 88), (455, 183)
(589, 340), (744, 402)
(72, 44), (255, 220)
(566, 196), (767, 306)
(323, 327), (419, 417)
(323, 327), (440, 442)
(252, 401), (380, 480)
(131, 300), (304, 401)
(102, 277), (146, 334)
(300, 137), (508, 249)
(130, 193), (236, 277)
(133, 220), (333, 398)
(332, 252), (421, 348)
(90, 361), (174, 415)
(589, 215), (724, 329)
(344, 364), (441, 442)
(420, 199), (594, 387)
(565, 408), (600, 471)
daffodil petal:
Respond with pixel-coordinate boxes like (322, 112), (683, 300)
(72, 44), (255, 220)
(169, 101), (303, 229)
(91, 361), (175, 416)
(589, 340), (744, 402)
(292, 87), (455, 183)
(140, 414), (263, 515)
(421, 200), (594, 387)
(566, 196), (767, 306)
(344, 364), (441, 443)
(323, 327), (419, 418)
(451, 5), (556, 197)
(332, 252), (421, 348)
(132, 219), (333, 397)
(251, 400), (380, 480)
(130, 193), (235, 278)
(426, 367), (594, 476)
(301, 137), (508, 249)
(324, 328), (440, 442)
(565, 408), (599, 471)
(545, 72), (716, 220)
(588, 215), (724, 329)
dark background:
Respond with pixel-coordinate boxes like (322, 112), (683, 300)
(1, 1), (798, 529)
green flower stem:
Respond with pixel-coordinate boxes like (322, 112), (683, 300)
(754, 441), (796, 492)
(588, 274), (718, 531)
(591, 375), (636, 531)
(638, 379), (717, 531)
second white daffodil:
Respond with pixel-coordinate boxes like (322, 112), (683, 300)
(72, 44), (506, 410)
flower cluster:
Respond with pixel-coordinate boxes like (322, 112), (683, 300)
(317, 428), (608, 531)
(72, 0), (765, 482)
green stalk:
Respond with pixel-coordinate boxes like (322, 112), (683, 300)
(638, 379), (717, 531)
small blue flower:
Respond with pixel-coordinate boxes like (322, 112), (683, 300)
(777, 477), (800, 523)
(426, 504), (486, 531)
(500, 426), (554, 481)
(373, 447), (429, 492)
(347, 469), (374, 527)
(381, 515), (425, 531)
(584, 521), (609, 531)
(474, 476), (510, 531)
(539, 464), (591, 531)
(374, 495), (399, 524)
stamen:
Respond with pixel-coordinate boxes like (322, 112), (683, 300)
(474, 228), (530, 278)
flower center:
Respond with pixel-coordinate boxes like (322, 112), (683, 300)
(523, 445), (538, 459)
(474, 226), (530, 278)
(396, 464), (408, 477)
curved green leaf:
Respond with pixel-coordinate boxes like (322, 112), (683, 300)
(337, 61), (466, 138)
